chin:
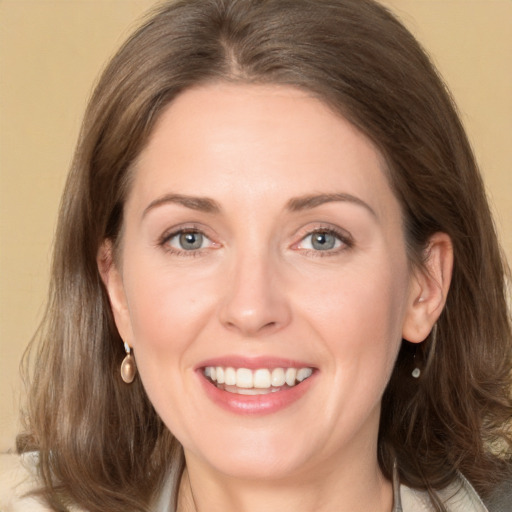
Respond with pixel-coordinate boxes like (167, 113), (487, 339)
(184, 427), (319, 482)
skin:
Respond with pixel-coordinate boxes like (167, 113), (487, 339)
(100, 83), (453, 512)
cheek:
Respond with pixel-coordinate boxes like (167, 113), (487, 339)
(123, 258), (216, 353)
(296, 262), (408, 440)
(297, 258), (409, 376)
(118, 262), (223, 424)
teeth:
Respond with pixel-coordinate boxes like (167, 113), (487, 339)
(254, 369), (271, 388)
(203, 365), (313, 391)
(271, 368), (286, 387)
(297, 368), (313, 382)
(225, 367), (236, 386)
(285, 368), (297, 386)
(236, 368), (253, 388)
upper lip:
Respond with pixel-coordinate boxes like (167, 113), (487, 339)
(195, 355), (315, 371)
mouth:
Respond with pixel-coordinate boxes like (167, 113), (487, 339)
(203, 366), (314, 395)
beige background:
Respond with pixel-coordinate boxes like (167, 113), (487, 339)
(1, 0), (511, 454)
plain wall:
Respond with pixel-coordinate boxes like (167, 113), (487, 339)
(1, 0), (511, 453)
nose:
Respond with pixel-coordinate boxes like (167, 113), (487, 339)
(218, 251), (292, 337)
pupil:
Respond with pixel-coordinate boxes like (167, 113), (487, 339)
(180, 232), (202, 250)
(312, 232), (335, 250)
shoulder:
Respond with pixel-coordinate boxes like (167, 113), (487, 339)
(0, 452), (174, 512)
(400, 473), (491, 512)
(0, 452), (51, 511)
(0, 452), (84, 512)
(484, 477), (512, 512)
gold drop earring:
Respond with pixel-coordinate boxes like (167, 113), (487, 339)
(120, 342), (137, 383)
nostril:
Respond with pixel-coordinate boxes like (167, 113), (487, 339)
(218, 269), (292, 335)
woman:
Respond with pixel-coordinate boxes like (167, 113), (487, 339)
(8, 0), (512, 510)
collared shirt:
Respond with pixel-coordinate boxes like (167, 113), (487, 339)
(391, 461), (489, 512)
(0, 452), (492, 512)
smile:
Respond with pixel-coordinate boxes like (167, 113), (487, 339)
(203, 366), (314, 395)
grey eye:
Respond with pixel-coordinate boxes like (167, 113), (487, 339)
(178, 231), (204, 250)
(310, 232), (337, 250)
(163, 229), (216, 254)
(298, 230), (343, 251)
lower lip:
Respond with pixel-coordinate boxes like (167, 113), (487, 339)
(198, 371), (316, 415)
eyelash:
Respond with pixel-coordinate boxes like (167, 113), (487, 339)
(293, 226), (353, 257)
(157, 225), (353, 258)
(158, 225), (216, 257)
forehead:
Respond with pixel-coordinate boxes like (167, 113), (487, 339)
(128, 82), (399, 222)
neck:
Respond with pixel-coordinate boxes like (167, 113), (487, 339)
(177, 452), (393, 512)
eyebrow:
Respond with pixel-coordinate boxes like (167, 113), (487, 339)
(142, 193), (221, 217)
(142, 191), (376, 218)
(286, 193), (377, 217)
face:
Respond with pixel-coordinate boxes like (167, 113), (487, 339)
(103, 83), (427, 483)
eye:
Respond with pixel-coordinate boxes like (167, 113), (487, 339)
(164, 230), (213, 252)
(296, 228), (350, 253)
(301, 231), (341, 251)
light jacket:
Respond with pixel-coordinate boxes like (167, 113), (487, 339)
(0, 452), (504, 512)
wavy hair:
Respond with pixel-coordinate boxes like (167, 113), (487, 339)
(18, 0), (512, 511)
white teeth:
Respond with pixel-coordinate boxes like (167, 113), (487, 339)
(230, 387), (278, 395)
(271, 368), (286, 387)
(285, 368), (297, 386)
(224, 367), (237, 386)
(253, 369), (271, 388)
(235, 388), (261, 395)
(236, 368), (253, 388)
(297, 368), (313, 382)
(203, 365), (313, 391)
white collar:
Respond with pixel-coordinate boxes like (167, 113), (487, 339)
(395, 467), (488, 512)
(154, 464), (488, 512)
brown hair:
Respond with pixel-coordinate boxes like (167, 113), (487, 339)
(18, 0), (512, 510)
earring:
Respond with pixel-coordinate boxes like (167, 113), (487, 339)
(411, 345), (421, 378)
(120, 342), (137, 383)
(411, 324), (437, 378)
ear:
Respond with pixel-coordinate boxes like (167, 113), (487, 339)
(402, 232), (453, 343)
(97, 240), (134, 348)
